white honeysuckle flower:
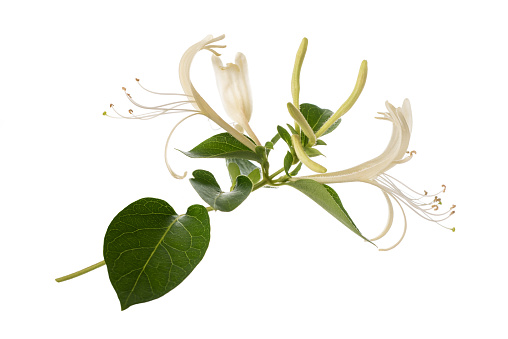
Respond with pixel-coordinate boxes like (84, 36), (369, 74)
(211, 53), (260, 145)
(105, 35), (259, 179)
(292, 99), (455, 250)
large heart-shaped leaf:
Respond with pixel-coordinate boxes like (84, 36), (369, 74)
(179, 132), (261, 163)
(103, 198), (210, 310)
(190, 170), (253, 212)
(286, 179), (373, 244)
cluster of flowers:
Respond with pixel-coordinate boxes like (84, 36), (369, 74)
(106, 35), (455, 250)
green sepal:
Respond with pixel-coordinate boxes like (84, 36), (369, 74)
(179, 132), (261, 163)
(226, 158), (261, 187)
(286, 179), (373, 244)
(284, 152), (293, 177)
(103, 198), (210, 310)
(265, 141), (274, 150)
(289, 163), (303, 176)
(315, 139), (327, 146)
(277, 125), (293, 147)
(190, 170), (252, 212)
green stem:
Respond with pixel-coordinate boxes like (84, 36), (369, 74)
(57, 163), (283, 283)
(269, 167), (285, 180)
(55, 260), (105, 282)
(252, 178), (268, 192)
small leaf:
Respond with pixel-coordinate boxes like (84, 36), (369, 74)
(286, 124), (298, 135)
(226, 158), (261, 186)
(270, 133), (281, 145)
(315, 139), (327, 146)
(190, 170), (252, 212)
(304, 147), (324, 158)
(103, 198), (210, 310)
(286, 179), (372, 243)
(284, 152), (293, 177)
(227, 162), (241, 188)
(265, 141), (274, 150)
(277, 125), (292, 147)
(289, 163), (303, 176)
(299, 103), (341, 145)
(180, 132), (261, 163)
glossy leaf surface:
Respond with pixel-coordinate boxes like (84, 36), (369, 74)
(103, 198), (210, 310)
(287, 179), (372, 243)
(180, 132), (261, 162)
(190, 170), (252, 212)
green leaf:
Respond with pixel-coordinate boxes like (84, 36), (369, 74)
(190, 170), (252, 212)
(299, 103), (341, 145)
(226, 158), (261, 186)
(286, 179), (372, 243)
(304, 147), (324, 158)
(315, 139), (327, 146)
(289, 163), (303, 176)
(103, 198), (210, 310)
(277, 125), (292, 147)
(286, 124), (298, 135)
(284, 152), (293, 177)
(180, 132), (261, 163)
(265, 141), (274, 150)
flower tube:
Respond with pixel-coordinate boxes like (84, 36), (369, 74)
(292, 99), (455, 250)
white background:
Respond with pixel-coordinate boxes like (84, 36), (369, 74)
(1, 0), (507, 338)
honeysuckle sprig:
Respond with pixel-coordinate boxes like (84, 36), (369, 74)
(105, 34), (260, 179)
(292, 99), (455, 250)
(56, 35), (455, 311)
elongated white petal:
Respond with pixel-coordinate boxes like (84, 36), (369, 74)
(179, 35), (222, 111)
(212, 53), (253, 124)
(293, 100), (413, 183)
(211, 53), (260, 145)
(176, 35), (258, 150)
(190, 85), (257, 150)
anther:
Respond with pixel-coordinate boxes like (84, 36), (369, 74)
(432, 205), (438, 211)
(102, 111), (107, 116)
(410, 150), (417, 156)
(433, 197), (441, 203)
(450, 211), (455, 215)
(424, 190), (428, 195)
(110, 104), (114, 108)
(442, 184), (447, 192)
(450, 204), (456, 209)
(128, 109), (133, 114)
(122, 87), (126, 91)
(135, 78), (140, 82)
(452, 227), (456, 232)
(127, 93), (132, 98)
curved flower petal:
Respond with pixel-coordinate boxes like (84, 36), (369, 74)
(211, 52), (260, 145)
(178, 35), (258, 150)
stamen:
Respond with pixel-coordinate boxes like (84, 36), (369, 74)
(136, 78), (194, 97)
(424, 190), (428, 195)
(442, 184), (447, 192)
(431, 205), (438, 211)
